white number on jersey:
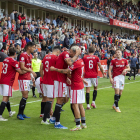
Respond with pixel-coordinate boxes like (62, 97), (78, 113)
(81, 66), (84, 78)
(2, 63), (8, 74)
(89, 60), (93, 69)
(45, 61), (49, 72)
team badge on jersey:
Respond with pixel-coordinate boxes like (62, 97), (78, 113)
(21, 57), (24, 61)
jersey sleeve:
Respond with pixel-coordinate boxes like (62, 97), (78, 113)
(69, 62), (78, 71)
(125, 59), (128, 66)
(63, 52), (70, 60)
(110, 60), (114, 67)
(97, 57), (100, 63)
(19, 54), (26, 63)
(12, 60), (20, 70)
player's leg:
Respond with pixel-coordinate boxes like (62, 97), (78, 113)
(0, 96), (9, 121)
(42, 97), (53, 125)
(51, 82), (67, 129)
(79, 104), (87, 129)
(128, 67), (132, 80)
(70, 103), (81, 131)
(133, 67), (136, 80)
(17, 90), (29, 120)
(91, 78), (98, 108)
(40, 93), (46, 118)
(6, 100), (16, 117)
(61, 96), (69, 111)
(84, 78), (91, 109)
(86, 87), (90, 109)
(42, 84), (54, 124)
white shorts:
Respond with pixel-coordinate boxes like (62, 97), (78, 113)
(35, 77), (43, 94)
(43, 84), (55, 98)
(18, 80), (30, 91)
(113, 75), (125, 90)
(84, 78), (98, 87)
(0, 84), (12, 97)
(54, 81), (67, 97)
(70, 88), (85, 104)
(67, 86), (71, 98)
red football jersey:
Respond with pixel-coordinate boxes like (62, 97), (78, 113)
(42, 54), (58, 85)
(69, 58), (84, 90)
(55, 51), (70, 83)
(18, 52), (32, 80)
(0, 57), (20, 86)
(83, 55), (100, 78)
(110, 58), (128, 78)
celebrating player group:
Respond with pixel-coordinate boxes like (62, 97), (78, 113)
(0, 42), (130, 131)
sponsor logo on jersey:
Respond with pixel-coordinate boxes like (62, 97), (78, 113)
(116, 65), (124, 67)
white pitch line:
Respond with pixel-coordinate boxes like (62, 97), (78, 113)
(11, 80), (140, 107)
(11, 100), (41, 107)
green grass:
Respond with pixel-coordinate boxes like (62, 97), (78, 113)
(0, 77), (140, 140)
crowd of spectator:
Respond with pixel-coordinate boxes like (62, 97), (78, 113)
(57, 0), (140, 25)
(0, 10), (140, 67)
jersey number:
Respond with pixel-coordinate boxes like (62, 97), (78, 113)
(45, 61), (49, 72)
(2, 63), (8, 74)
(89, 60), (93, 69)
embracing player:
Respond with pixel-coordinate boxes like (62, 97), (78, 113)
(49, 44), (81, 129)
(109, 49), (130, 112)
(0, 47), (27, 121)
(17, 42), (36, 120)
(50, 45), (87, 131)
(83, 46), (104, 109)
(40, 46), (61, 125)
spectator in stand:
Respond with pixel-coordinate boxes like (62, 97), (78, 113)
(7, 17), (12, 29)
(63, 33), (69, 48)
(10, 10), (15, 21)
(20, 25), (24, 35)
(18, 13), (22, 23)
(2, 22), (8, 30)
(3, 28), (8, 46)
(0, 27), (3, 50)
(45, 16), (50, 24)
(16, 20), (21, 30)
(40, 40), (48, 60)
(52, 18), (57, 27)
(39, 31), (44, 42)
(11, 19), (16, 40)
(21, 34), (26, 50)
(14, 10), (18, 23)
(15, 30), (22, 46)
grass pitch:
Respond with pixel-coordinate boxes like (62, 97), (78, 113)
(0, 76), (140, 140)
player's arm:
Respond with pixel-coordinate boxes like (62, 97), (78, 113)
(109, 65), (113, 84)
(50, 66), (71, 75)
(98, 63), (105, 78)
(40, 63), (44, 79)
(83, 78), (88, 86)
(65, 48), (81, 66)
(122, 65), (130, 75)
(16, 69), (27, 75)
(20, 62), (37, 77)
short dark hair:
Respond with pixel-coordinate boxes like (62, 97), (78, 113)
(25, 42), (35, 50)
(53, 45), (61, 51)
(89, 46), (95, 53)
(9, 47), (16, 56)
